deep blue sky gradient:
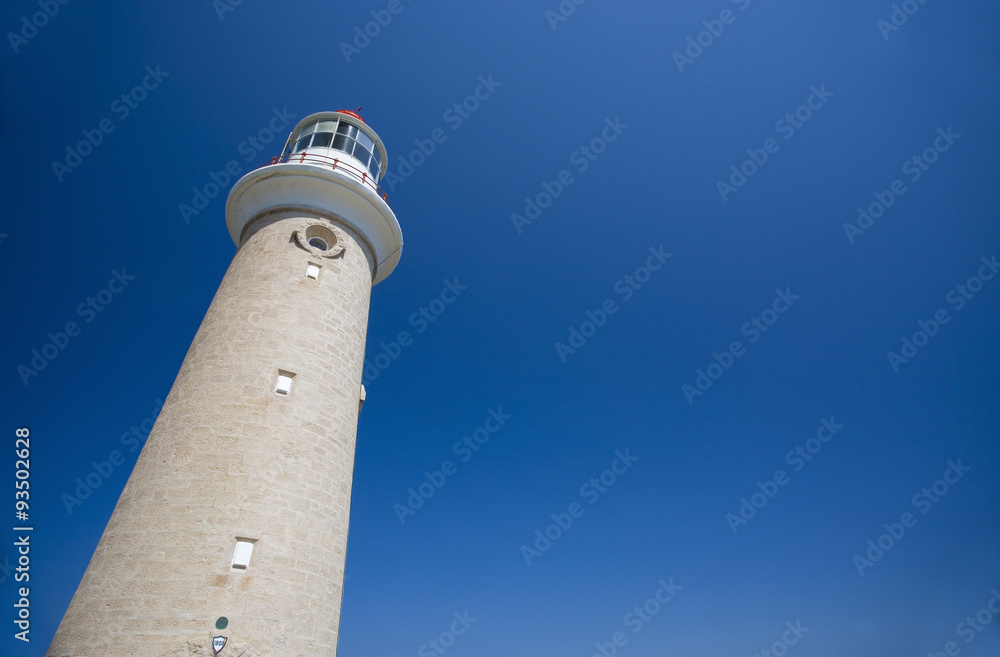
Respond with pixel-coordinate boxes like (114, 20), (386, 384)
(2, 1), (999, 655)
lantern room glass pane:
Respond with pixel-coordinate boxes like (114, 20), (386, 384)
(352, 141), (371, 165)
(299, 122), (316, 137)
(312, 132), (333, 148)
(336, 122), (358, 139)
(357, 131), (374, 151)
(316, 120), (338, 133)
(294, 135), (311, 152)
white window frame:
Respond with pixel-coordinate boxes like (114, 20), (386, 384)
(232, 539), (255, 570)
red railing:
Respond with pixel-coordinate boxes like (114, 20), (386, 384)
(258, 152), (391, 205)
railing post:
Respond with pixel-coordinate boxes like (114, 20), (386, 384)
(262, 154), (387, 205)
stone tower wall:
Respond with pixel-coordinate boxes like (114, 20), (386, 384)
(47, 210), (374, 657)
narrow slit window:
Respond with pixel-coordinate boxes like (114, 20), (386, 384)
(306, 263), (321, 280)
(232, 540), (254, 569)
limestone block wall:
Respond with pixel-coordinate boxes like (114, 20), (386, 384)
(48, 210), (375, 657)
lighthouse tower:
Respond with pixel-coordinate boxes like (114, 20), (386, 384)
(47, 110), (402, 657)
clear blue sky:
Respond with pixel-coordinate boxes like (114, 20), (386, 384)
(2, 1), (999, 655)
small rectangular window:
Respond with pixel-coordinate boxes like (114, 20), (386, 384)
(232, 540), (254, 569)
(275, 370), (296, 395)
(306, 264), (320, 280)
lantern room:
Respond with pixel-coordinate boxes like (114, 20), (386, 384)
(283, 110), (387, 185)
(226, 108), (402, 284)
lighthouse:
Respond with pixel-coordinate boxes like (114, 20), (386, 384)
(47, 110), (402, 657)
